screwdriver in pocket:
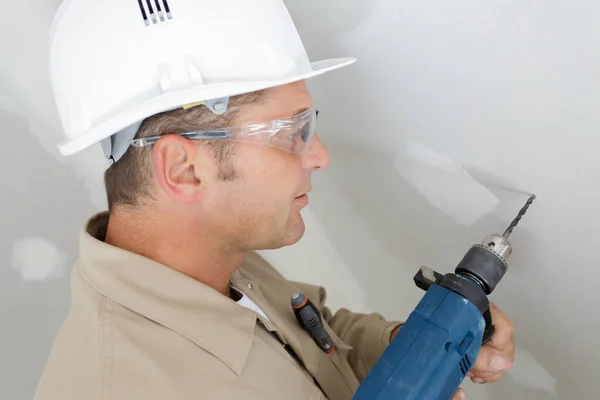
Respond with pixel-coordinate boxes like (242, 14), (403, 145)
(291, 293), (336, 354)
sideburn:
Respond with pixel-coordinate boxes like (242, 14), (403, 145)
(217, 160), (238, 181)
(212, 140), (240, 181)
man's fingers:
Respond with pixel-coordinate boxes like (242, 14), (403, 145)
(469, 343), (513, 384)
(469, 371), (503, 384)
(452, 388), (466, 400)
(500, 338), (515, 363)
(466, 303), (516, 384)
(488, 303), (515, 349)
(472, 345), (513, 374)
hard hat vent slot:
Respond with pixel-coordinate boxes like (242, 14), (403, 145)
(136, 0), (173, 26)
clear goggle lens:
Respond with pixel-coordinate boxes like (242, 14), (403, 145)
(131, 107), (318, 155)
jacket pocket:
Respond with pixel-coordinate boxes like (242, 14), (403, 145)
(322, 320), (353, 353)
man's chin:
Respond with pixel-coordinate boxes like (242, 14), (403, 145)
(282, 217), (306, 247)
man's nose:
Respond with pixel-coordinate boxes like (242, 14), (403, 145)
(302, 134), (330, 171)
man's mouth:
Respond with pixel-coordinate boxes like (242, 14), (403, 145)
(296, 188), (312, 199)
(294, 190), (310, 208)
(295, 188), (312, 199)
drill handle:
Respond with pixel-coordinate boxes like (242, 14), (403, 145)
(482, 307), (495, 344)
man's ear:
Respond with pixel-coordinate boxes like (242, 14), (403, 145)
(151, 135), (213, 204)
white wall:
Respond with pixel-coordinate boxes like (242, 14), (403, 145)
(1, 0), (598, 399)
(281, 0), (600, 398)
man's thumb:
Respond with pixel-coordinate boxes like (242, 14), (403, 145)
(452, 388), (467, 400)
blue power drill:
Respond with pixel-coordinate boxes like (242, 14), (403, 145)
(352, 195), (536, 400)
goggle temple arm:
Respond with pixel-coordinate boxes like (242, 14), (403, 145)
(102, 96), (230, 164)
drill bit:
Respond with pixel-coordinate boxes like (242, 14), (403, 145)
(503, 194), (536, 239)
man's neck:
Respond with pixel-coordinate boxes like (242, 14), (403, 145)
(104, 208), (246, 296)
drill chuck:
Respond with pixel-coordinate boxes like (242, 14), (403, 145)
(482, 234), (512, 260)
(454, 193), (536, 295)
(455, 234), (511, 295)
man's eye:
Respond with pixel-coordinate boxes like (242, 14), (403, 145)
(300, 124), (310, 142)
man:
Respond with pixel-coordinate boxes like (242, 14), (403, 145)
(36, 0), (515, 399)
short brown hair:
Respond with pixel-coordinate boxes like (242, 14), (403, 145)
(104, 90), (265, 212)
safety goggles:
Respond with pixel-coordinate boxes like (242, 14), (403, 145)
(130, 107), (318, 155)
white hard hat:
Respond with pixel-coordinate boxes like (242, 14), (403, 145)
(49, 0), (356, 162)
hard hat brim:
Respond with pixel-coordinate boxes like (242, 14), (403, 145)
(56, 57), (357, 157)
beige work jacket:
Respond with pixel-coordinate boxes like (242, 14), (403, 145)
(35, 213), (401, 400)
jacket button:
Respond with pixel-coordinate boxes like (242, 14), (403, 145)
(246, 281), (253, 290)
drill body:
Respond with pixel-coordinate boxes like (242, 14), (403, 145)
(352, 283), (486, 399)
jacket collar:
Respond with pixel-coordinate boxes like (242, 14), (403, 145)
(78, 212), (257, 375)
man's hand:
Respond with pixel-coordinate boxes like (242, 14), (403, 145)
(390, 302), (515, 399)
(466, 302), (515, 384)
